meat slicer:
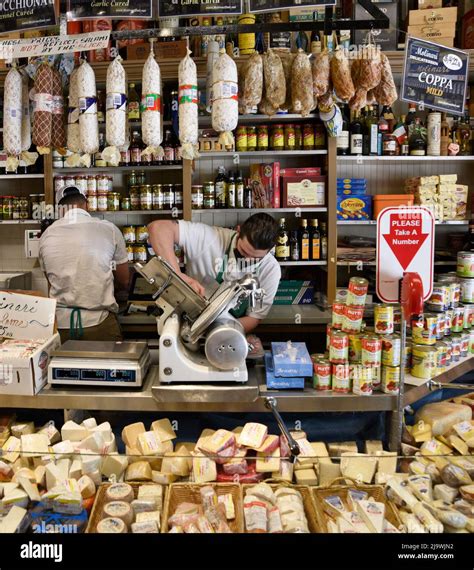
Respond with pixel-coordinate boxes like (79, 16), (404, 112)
(134, 257), (265, 383)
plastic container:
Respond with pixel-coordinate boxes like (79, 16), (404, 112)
(372, 194), (415, 219)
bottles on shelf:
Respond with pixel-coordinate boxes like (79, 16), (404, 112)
(128, 83), (140, 123)
(275, 218), (290, 262)
(275, 217), (325, 263)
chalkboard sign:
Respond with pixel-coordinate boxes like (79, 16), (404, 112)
(401, 37), (469, 117)
(0, 0), (56, 33)
(68, 0), (153, 20)
(158, 0), (243, 18)
(248, 0), (335, 13)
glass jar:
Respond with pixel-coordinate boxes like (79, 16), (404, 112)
(314, 123), (326, 149)
(137, 170), (146, 186)
(122, 226), (136, 243)
(75, 176), (87, 195)
(107, 176), (113, 192)
(87, 193), (98, 212)
(284, 124), (296, 151)
(97, 190), (108, 212)
(12, 198), (20, 220)
(294, 124), (303, 150)
(97, 175), (109, 193)
(3, 196), (13, 220)
(136, 225), (149, 243)
(129, 186), (140, 210)
(270, 124), (284, 151)
(87, 175), (97, 194)
(235, 126), (247, 152)
(134, 244), (147, 263)
(139, 185), (153, 211)
(152, 184), (164, 210)
(126, 244), (135, 263)
(162, 184), (175, 210)
(383, 133), (397, 156)
(120, 196), (131, 211)
(107, 192), (120, 211)
(246, 126), (257, 152)
(54, 176), (65, 193)
(64, 175), (75, 188)
(19, 209), (29, 220)
(127, 171), (137, 187)
(303, 123), (315, 150)
(203, 182), (215, 209)
(29, 194), (40, 219)
(19, 197), (29, 211)
(192, 185), (204, 209)
(174, 184), (183, 209)
(152, 149), (164, 165)
(52, 150), (63, 169)
(257, 125), (269, 151)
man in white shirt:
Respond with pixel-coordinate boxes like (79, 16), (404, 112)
(39, 186), (130, 343)
(148, 213), (281, 333)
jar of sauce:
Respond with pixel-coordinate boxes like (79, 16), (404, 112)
(271, 124), (285, 151)
(257, 125), (269, 151)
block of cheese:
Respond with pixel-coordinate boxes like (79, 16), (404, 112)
(101, 453), (128, 479)
(161, 452), (190, 477)
(122, 422), (146, 449)
(383, 519), (401, 533)
(69, 459), (82, 481)
(411, 421), (433, 443)
(11, 422), (35, 438)
(78, 475), (96, 499)
(356, 500), (385, 533)
(318, 459), (341, 485)
(415, 403), (472, 436)
(125, 461), (153, 482)
(175, 443), (194, 470)
(376, 451), (398, 476)
(2, 437), (21, 463)
(37, 423), (60, 445)
(295, 468), (318, 486)
(34, 465), (46, 488)
(407, 475), (433, 502)
(136, 510), (161, 530)
(310, 442), (329, 459)
(289, 430), (307, 441)
(328, 441), (358, 458)
(57, 458), (71, 481)
(453, 420), (474, 443)
(218, 493), (235, 520)
(192, 455), (217, 484)
(412, 502), (444, 533)
(2, 488), (29, 511)
(45, 463), (64, 491)
(294, 438), (318, 469)
(61, 421), (88, 442)
(347, 489), (368, 511)
(386, 478), (418, 510)
(76, 432), (106, 454)
(256, 448), (280, 473)
(17, 477), (40, 502)
(337, 517), (358, 533)
(137, 484), (162, 505)
(420, 439), (452, 457)
(340, 453), (377, 484)
(448, 456), (474, 477)
(151, 419), (176, 442)
(151, 471), (177, 485)
(97, 517), (127, 534)
(322, 494), (346, 517)
(199, 429), (235, 455)
(51, 440), (74, 458)
(434, 484), (459, 503)
(131, 520), (159, 533)
(81, 453), (101, 475)
(0, 505), (28, 533)
(238, 423), (268, 449)
(448, 435), (469, 455)
(12, 467), (36, 484)
(104, 501), (134, 526)
(82, 418), (97, 429)
(105, 483), (134, 503)
(1, 482), (19, 496)
(137, 431), (164, 456)
(278, 459), (294, 483)
(399, 511), (426, 533)
(341, 510), (371, 533)
(364, 440), (384, 455)
(256, 435), (280, 455)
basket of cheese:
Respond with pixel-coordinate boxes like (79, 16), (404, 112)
(86, 482), (167, 533)
(242, 481), (319, 533)
(311, 477), (403, 533)
(162, 483), (243, 533)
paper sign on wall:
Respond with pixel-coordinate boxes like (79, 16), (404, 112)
(0, 292), (56, 341)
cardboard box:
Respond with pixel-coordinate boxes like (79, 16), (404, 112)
(409, 7), (458, 25)
(250, 163), (280, 208)
(127, 40), (188, 61)
(418, 0), (443, 9)
(274, 281), (315, 305)
(282, 176), (326, 208)
(0, 333), (61, 396)
(265, 352), (305, 390)
(354, 1), (398, 50)
(407, 23), (456, 41)
(271, 342), (313, 378)
(337, 194), (373, 221)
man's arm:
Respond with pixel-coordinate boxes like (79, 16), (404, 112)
(114, 262), (130, 292)
(148, 219), (205, 296)
(239, 315), (261, 334)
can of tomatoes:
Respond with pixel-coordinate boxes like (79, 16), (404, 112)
(332, 302), (346, 329)
(405, 341), (412, 371)
(329, 331), (349, 364)
(313, 359), (332, 391)
(435, 314), (445, 341)
(351, 365), (373, 396)
(451, 334), (462, 362)
(411, 346), (437, 379)
(411, 314), (437, 346)
(381, 366), (400, 394)
(426, 283), (450, 312)
(370, 365), (381, 390)
(342, 305), (364, 334)
(348, 334), (362, 363)
(381, 334), (401, 367)
(436, 342), (448, 369)
(452, 307), (465, 333)
(332, 363), (350, 393)
(444, 338), (452, 366)
(461, 333), (469, 357)
(347, 277), (369, 307)
(361, 335), (382, 366)
(326, 324), (335, 350)
(374, 304), (395, 335)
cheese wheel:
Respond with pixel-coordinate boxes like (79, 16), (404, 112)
(103, 501), (134, 527)
(105, 483), (134, 504)
(78, 475), (96, 499)
(96, 517), (127, 534)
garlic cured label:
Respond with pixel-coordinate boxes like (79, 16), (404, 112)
(68, 106), (80, 125)
(179, 84), (198, 105)
(213, 81), (238, 101)
(140, 94), (161, 113)
(106, 92), (127, 112)
(79, 96), (97, 115)
(34, 93), (53, 113)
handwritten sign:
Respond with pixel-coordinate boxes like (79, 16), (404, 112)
(249, 0), (335, 13)
(0, 292), (56, 341)
(401, 36), (470, 116)
(68, 0), (153, 20)
(158, 0), (243, 18)
(0, 31), (111, 60)
(0, 0), (56, 34)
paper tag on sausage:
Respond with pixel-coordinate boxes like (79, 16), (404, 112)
(68, 106), (80, 125)
(52, 95), (64, 115)
(6, 105), (21, 121)
(140, 94), (162, 113)
(79, 96), (97, 115)
(106, 92), (127, 112)
(178, 84), (198, 105)
(34, 93), (53, 113)
(212, 81), (238, 101)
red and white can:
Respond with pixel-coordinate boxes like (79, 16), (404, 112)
(332, 302), (346, 329)
(342, 305), (364, 334)
(370, 365), (381, 390)
(361, 335), (382, 366)
(332, 363), (350, 393)
(313, 360), (332, 391)
(347, 277), (369, 307)
(329, 332), (349, 364)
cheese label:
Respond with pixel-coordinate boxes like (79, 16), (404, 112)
(357, 500), (385, 533)
(238, 423), (268, 449)
(138, 432), (163, 455)
(454, 421), (474, 441)
(323, 495), (346, 516)
(347, 489), (368, 511)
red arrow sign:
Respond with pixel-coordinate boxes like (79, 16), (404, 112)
(382, 213), (429, 270)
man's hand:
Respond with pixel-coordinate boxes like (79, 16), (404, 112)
(181, 273), (206, 297)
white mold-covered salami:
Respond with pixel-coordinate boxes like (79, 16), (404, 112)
(262, 49), (286, 111)
(291, 49), (315, 117)
(212, 52), (238, 148)
(66, 67), (82, 164)
(141, 47), (163, 158)
(77, 60), (99, 161)
(178, 49), (199, 160)
(20, 72), (31, 152)
(103, 57), (127, 166)
(3, 68), (22, 171)
(240, 52), (263, 115)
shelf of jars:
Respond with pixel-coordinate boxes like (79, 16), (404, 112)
(199, 150), (327, 158)
(198, 113), (319, 125)
(0, 174), (45, 179)
(337, 155), (474, 162)
(193, 208), (328, 214)
(91, 210), (182, 217)
(278, 261), (326, 267)
(52, 165), (182, 174)
(335, 260), (459, 267)
(0, 219), (40, 225)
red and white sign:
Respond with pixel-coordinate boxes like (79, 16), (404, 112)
(376, 207), (435, 303)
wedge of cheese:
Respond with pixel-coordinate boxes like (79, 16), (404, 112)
(137, 431), (164, 456)
(448, 435), (469, 456)
(238, 423), (268, 449)
(356, 500), (385, 533)
(340, 453), (377, 484)
(121, 422), (146, 449)
(61, 421), (88, 442)
(256, 448), (280, 473)
(407, 475), (433, 502)
(151, 419), (176, 442)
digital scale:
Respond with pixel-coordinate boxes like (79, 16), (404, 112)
(48, 341), (151, 388)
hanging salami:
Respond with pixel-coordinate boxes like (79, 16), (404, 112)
(291, 49), (315, 117)
(3, 68), (22, 172)
(20, 72), (31, 153)
(103, 57), (127, 167)
(178, 49), (200, 160)
(373, 52), (398, 106)
(66, 67), (82, 166)
(51, 68), (66, 151)
(212, 52), (238, 148)
(239, 52), (263, 115)
(141, 45), (163, 159)
(330, 47), (355, 102)
(312, 49), (331, 99)
(262, 49), (286, 111)
(32, 63), (53, 154)
(77, 60), (99, 165)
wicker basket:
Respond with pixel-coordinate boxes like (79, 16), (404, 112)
(86, 482), (168, 533)
(242, 481), (319, 533)
(311, 477), (402, 533)
(162, 483), (244, 533)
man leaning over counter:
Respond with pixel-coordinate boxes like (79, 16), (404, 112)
(148, 213), (281, 333)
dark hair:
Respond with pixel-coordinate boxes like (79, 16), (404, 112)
(240, 213), (279, 250)
(58, 186), (87, 207)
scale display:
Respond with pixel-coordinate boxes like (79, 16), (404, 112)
(52, 368), (136, 383)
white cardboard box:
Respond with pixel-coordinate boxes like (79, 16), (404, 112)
(0, 333), (61, 395)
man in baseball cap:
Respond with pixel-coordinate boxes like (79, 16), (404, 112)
(39, 186), (130, 342)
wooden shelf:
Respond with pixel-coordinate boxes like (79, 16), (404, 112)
(337, 220), (469, 226)
(0, 220), (40, 225)
(199, 113), (319, 125)
(338, 155), (474, 162)
(90, 210), (182, 216)
(0, 174), (44, 179)
(200, 150), (327, 158)
(54, 165), (182, 174)
(193, 208), (327, 214)
(278, 261), (326, 266)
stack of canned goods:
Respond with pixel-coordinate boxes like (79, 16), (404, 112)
(0, 195), (37, 220)
(456, 251), (474, 303)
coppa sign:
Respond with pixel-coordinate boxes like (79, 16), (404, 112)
(376, 207), (435, 303)
(0, 0), (56, 34)
(0, 292), (56, 341)
(401, 36), (470, 116)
